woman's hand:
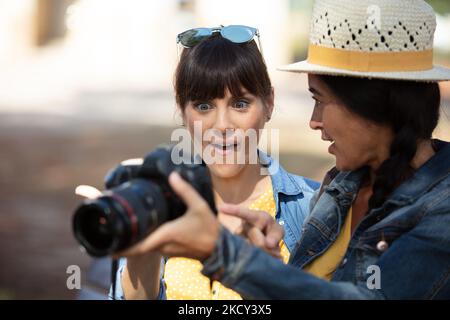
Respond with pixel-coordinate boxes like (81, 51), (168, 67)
(219, 204), (284, 259)
(113, 172), (221, 261)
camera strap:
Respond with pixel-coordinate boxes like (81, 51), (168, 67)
(111, 258), (118, 300)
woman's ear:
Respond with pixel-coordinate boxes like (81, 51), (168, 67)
(265, 87), (275, 121)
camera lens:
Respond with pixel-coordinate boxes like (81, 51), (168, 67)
(73, 179), (168, 257)
(73, 198), (125, 256)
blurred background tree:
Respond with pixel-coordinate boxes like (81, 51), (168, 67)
(427, 0), (450, 15)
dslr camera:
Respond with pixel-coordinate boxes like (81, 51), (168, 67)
(72, 145), (216, 257)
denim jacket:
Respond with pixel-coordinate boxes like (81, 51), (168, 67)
(110, 151), (319, 299)
(202, 140), (450, 299)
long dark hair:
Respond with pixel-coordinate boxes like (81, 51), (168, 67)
(319, 75), (441, 210)
(174, 34), (272, 110)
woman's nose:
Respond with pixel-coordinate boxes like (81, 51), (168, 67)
(214, 109), (233, 133)
(309, 119), (323, 130)
(309, 107), (323, 130)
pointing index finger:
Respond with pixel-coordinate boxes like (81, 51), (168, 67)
(219, 204), (262, 226)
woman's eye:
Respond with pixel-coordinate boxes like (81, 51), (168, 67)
(234, 100), (250, 109)
(313, 98), (323, 108)
(194, 103), (212, 112)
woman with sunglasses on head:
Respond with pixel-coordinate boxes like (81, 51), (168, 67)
(115, 0), (450, 299)
(111, 25), (319, 300)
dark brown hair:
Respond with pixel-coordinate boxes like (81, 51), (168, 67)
(174, 34), (272, 110)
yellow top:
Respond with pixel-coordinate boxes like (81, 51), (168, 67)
(164, 181), (290, 300)
(303, 207), (353, 281)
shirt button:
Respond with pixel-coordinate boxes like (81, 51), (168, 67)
(279, 220), (285, 226)
(377, 240), (389, 252)
(340, 258), (348, 267)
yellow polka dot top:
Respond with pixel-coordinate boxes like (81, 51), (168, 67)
(163, 181), (290, 300)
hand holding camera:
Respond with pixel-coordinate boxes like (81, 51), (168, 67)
(72, 145), (218, 258)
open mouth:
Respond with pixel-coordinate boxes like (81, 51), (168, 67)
(211, 143), (239, 151)
(321, 132), (334, 144)
(207, 141), (242, 159)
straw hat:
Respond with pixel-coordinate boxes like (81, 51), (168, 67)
(279, 0), (450, 82)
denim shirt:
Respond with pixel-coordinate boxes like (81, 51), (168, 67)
(110, 152), (319, 299)
(202, 140), (450, 299)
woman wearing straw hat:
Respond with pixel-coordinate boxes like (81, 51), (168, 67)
(116, 0), (450, 299)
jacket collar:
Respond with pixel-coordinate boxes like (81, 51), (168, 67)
(258, 150), (306, 196)
(386, 139), (450, 206)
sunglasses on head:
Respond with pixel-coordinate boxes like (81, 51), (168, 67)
(176, 25), (261, 49)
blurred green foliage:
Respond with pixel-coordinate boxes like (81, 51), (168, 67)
(291, 0), (450, 15)
(290, 0), (313, 11)
(0, 288), (15, 300)
(427, 0), (450, 15)
(290, 0), (450, 15)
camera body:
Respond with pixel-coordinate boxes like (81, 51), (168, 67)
(73, 145), (216, 257)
